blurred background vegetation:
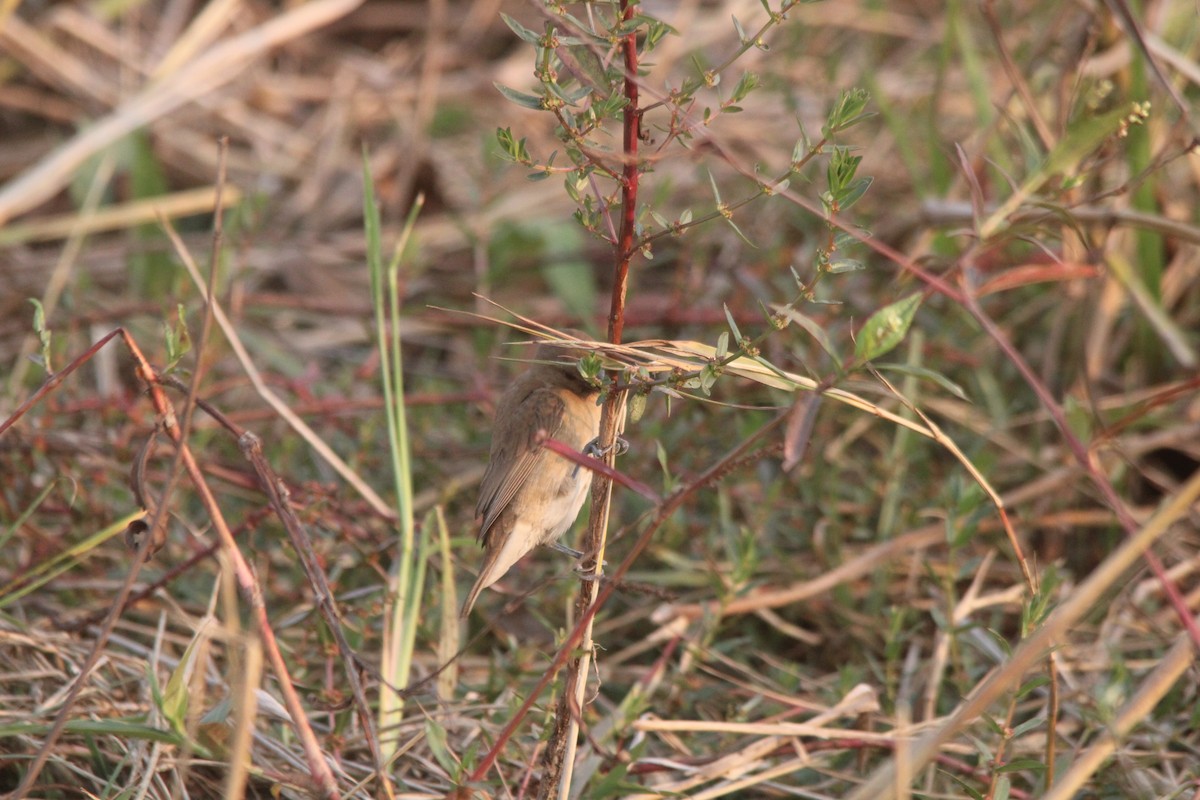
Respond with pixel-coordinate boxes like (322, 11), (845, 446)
(1, 0), (1198, 797)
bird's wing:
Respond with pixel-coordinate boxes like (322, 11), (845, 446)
(475, 386), (567, 545)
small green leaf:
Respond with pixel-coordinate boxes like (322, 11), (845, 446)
(723, 216), (757, 247)
(838, 176), (873, 210)
(982, 626), (1013, 658)
(163, 303), (192, 371)
(425, 719), (456, 774)
(545, 79), (591, 106)
(1011, 715), (1047, 737)
(27, 298), (52, 372)
(494, 82), (544, 110)
(730, 71), (759, 103)
(707, 169), (723, 205)
(871, 362), (967, 400)
(731, 15), (748, 44)
(642, 17), (677, 49)
(629, 390), (647, 423)
(853, 293), (922, 363)
(940, 771), (986, 800)
(823, 87), (873, 135)
(499, 13), (541, 44)
(776, 307), (840, 363)
(723, 303), (742, 343)
(198, 695), (233, 726)
(827, 258), (865, 274)
(28, 298), (45, 331)
(790, 127), (811, 168)
(162, 628), (206, 736)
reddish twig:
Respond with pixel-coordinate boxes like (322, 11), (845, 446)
(540, 435), (660, 502)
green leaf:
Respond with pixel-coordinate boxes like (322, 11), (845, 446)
(823, 87), (873, 135)
(981, 626), (1013, 658)
(495, 127), (531, 163)
(1011, 716), (1047, 738)
(558, 43), (614, 97)
(425, 719), (456, 774)
(494, 82), (544, 110)
(723, 303), (742, 343)
(706, 169), (723, 205)
(732, 15), (748, 44)
(940, 771), (986, 800)
(629, 390), (647, 423)
(163, 303), (192, 371)
(853, 293), (922, 363)
(791, 128), (811, 168)
(723, 215), (757, 247)
(642, 17), (677, 49)
(27, 298), (52, 372)
(871, 362), (967, 400)
(827, 258), (865, 274)
(545, 79), (591, 106)
(730, 71), (759, 103)
(499, 13), (541, 44)
(28, 297), (45, 331)
(838, 176), (873, 210)
(161, 626), (207, 736)
(776, 306), (840, 363)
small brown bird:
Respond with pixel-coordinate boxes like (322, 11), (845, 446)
(461, 340), (603, 617)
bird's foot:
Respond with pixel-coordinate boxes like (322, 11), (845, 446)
(572, 566), (605, 583)
(584, 436), (629, 458)
(550, 541), (608, 572)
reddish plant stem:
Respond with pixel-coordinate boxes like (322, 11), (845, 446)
(0, 328), (124, 438)
(608, 0), (640, 347)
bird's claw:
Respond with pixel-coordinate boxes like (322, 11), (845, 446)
(584, 436), (629, 458)
(551, 542), (607, 576)
(572, 566), (605, 582)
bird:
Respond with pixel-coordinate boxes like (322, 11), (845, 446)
(461, 338), (603, 617)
